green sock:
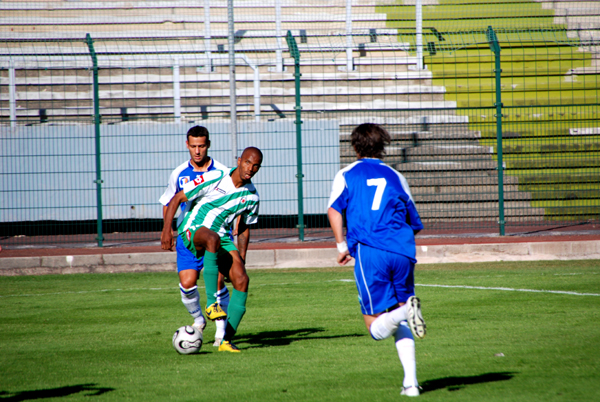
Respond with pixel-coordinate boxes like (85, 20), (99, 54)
(203, 251), (218, 307)
(226, 289), (248, 336)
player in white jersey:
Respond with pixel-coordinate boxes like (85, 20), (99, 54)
(161, 147), (263, 353)
(327, 123), (426, 397)
(158, 125), (230, 345)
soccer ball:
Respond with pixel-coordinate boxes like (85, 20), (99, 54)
(172, 326), (203, 355)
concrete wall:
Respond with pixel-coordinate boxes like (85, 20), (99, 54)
(2, 240), (599, 276)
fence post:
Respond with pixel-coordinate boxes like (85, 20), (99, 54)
(275, 0), (283, 72)
(227, 0), (238, 165)
(173, 58), (181, 123)
(204, 0), (213, 71)
(85, 33), (104, 247)
(345, 0), (353, 71)
(286, 31), (305, 241)
(9, 58), (17, 128)
(487, 26), (505, 236)
(416, 0), (424, 69)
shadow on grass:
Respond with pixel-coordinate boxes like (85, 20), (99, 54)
(421, 372), (516, 394)
(0, 383), (114, 401)
(236, 327), (366, 349)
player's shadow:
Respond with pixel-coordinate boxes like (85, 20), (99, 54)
(236, 327), (365, 349)
(0, 383), (114, 401)
(420, 372), (516, 394)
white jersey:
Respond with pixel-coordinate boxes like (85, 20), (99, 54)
(159, 157), (228, 227)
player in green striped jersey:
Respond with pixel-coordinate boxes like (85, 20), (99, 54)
(161, 147), (263, 352)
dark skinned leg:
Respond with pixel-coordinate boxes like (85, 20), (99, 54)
(194, 227), (221, 311)
(223, 250), (249, 341)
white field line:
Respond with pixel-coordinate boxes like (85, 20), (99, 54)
(416, 284), (600, 297)
(0, 287), (176, 298)
(1, 280), (599, 298)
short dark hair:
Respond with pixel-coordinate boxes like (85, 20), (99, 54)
(187, 125), (209, 141)
(241, 146), (263, 162)
(350, 123), (391, 159)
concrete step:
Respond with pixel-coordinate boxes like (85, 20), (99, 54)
(2, 58), (419, 75)
(412, 185), (531, 203)
(340, 129), (480, 142)
(4, 84), (446, 102)
(517, 172), (600, 185)
(393, 160), (501, 172)
(1, 70), (432, 86)
(405, 172), (518, 186)
(340, 144), (493, 161)
(502, 141), (600, 155)
(506, 156), (600, 170)
(527, 189), (600, 201)
(415, 201), (546, 220)
(1, 99), (458, 118)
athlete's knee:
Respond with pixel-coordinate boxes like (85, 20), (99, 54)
(179, 270), (198, 289)
(180, 277), (197, 289)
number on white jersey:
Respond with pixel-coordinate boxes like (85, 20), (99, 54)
(366, 178), (387, 210)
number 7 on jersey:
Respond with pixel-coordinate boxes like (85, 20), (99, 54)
(367, 178), (387, 210)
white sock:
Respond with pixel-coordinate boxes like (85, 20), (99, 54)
(395, 321), (418, 388)
(180, 284), (206, 326)
(215, 318), (226, 339)
(214, 287), (229, 339)
(389, 304), (408, 325)
(216, 287), (230, 314)
(370, 305), (408, 340)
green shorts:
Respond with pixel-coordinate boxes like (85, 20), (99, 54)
(180, 225), (238, 259)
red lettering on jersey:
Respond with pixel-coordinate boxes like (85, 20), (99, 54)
(241, 198), (246, 204)
(193, 176), (205, 186)
(186, 230), (191, 241)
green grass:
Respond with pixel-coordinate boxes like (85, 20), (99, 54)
(1, 261), (600, 401)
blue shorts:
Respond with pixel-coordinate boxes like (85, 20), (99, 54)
(176, 236), (204, 273)
(353, 243), (415, 315)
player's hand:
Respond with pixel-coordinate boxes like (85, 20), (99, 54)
(337, 250), (352, 265)
(161, 229), (174, 251)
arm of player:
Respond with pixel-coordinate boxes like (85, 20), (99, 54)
(161, 190), (188, 251)
(236, 219), (250, 262)
(327, 207), (352, 266)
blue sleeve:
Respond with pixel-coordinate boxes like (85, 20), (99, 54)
(405, 199), (424, 232)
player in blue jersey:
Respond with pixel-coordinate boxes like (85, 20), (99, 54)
(159, 125), (230, 346)
(327, 123), (426, 397)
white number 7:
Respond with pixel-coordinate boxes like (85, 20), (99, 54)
(367, 178), (387, 210)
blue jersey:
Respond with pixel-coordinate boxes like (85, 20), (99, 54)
(327, 158), (423, 262)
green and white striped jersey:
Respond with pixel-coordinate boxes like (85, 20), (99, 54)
(178, 168), (260, 239)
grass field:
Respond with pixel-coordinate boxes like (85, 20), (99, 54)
(1, 260), (599, 401)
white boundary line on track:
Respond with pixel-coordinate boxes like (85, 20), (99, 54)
(416, 283), (600, 297)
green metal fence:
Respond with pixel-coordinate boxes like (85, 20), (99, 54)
(1, 0), (599, 248)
